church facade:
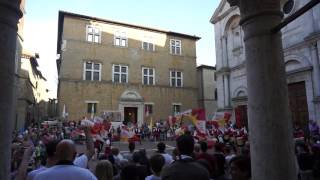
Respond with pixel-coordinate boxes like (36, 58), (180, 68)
(211, 0), (320, 127)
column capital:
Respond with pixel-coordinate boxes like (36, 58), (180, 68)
(0, 0), (23, 30)
(231, 0), (283, 41)
(304, 32), (320, 48)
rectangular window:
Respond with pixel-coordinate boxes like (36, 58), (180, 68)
(170, 70), (183, 87)
(144, 104), (153, 115)
(87, 103), (97, 113)
(83, 61), (101, 81)
(142, 41), (155, 51)
(172, 104), (181, 116)
(113, 64), (128, 83)
(142, 67), (155, 85)
(86, 25), (101, 43)
(114, 31), (127, 47)
(170, 39), (182, 55)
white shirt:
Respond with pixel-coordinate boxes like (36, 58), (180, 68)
(145, 174), (161, 180)
(27, 166), (47, 180)
(27, 154), (89, 180)
(73, 154), (88, 168)
(180, 154), (193, 160)
(161, 153), (174, 165)
(34, 165), (96, 180)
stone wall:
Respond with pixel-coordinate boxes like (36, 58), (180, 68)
(58, 14), (199, 122)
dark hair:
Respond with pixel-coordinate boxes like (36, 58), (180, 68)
(149, 154), (165, 174)
(157, 142), (166, 153)
(128, 142), (135, 152)
(214, 143), (223, 152)
(111, 147), (119, 155)
(197, 159), (213, 175)
(46, 140), (60, 158)
(224, 145), (231, 154)
(132, 152), (141, 163)
(120, 164), (139, 180)
(229, 155), (251, 178)
(176, 134), (194, 156)
(108, 154), (115, 164)
(199, 141), (208, 152)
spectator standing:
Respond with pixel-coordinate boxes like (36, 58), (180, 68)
(122, 142), (135, 162)
(34, 140), (96, 180)
(157, 142), (173, 165)
(229, 156), (251, 180)
(146, 154), (165, 180)
(196, 141), (217, 178)
(27, 140), (59, 180)
(161, 134), (210, 180)
(95, 160), (113, 180)
(132, 152), (149, 180)
(213, 143), (226, 179)
(296, 143), (314, 180)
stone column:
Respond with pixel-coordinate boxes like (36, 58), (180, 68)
(0, 0), (22, 179)
(310, 42), (320, 122)
(228, 0), (297, 179)
(221, 36), (228, 67)
(223, 73), (230, 107)
(311, 42), (320, 97)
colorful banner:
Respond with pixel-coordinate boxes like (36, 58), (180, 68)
(172, 108), (207, 134)
(208, 111), (232, 129)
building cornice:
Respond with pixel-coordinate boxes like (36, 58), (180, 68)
(283, 32), (320, 52)
(59, 78), (198, 91)
(230, 62), (245, 71)
(286, 66), (313, 76)
(215, 67), (231, 75)
(232, 96), (248, 102)
(211, 6), (238, 24)
(217, 107), (233, 112)
(197, 65), (216, 70)
(304, 31), (320, 43)
(57, 11), (201, 56)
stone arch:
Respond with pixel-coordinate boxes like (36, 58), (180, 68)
(284, 54), (311, 72)
(284, 54), (311, 66)
(233, 86), (247, 98)
(223, 15), (243, 58)
(119, 89), (143, 102)
(223, 15), (241, 36)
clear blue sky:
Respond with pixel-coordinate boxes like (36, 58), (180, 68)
(24, 0), (220, 98)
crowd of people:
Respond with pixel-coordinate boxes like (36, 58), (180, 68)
(9, 118), (320, 180)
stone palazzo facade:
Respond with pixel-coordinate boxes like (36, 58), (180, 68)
(211, 0), (320, 127)
(56, 11), (200, 126)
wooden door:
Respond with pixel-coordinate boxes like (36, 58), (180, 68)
(288, 81), (309, 128)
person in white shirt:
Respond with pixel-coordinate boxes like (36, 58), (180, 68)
(30, 126), (94, 179)
(157, 142), (173, 165)
(34, 139), (97, 180)
(27, 140), (59, 180)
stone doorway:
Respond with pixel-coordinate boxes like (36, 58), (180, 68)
(124, 107), (138, 125)
(288, 81), (309, 128)
(119, 90), (144, 127)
